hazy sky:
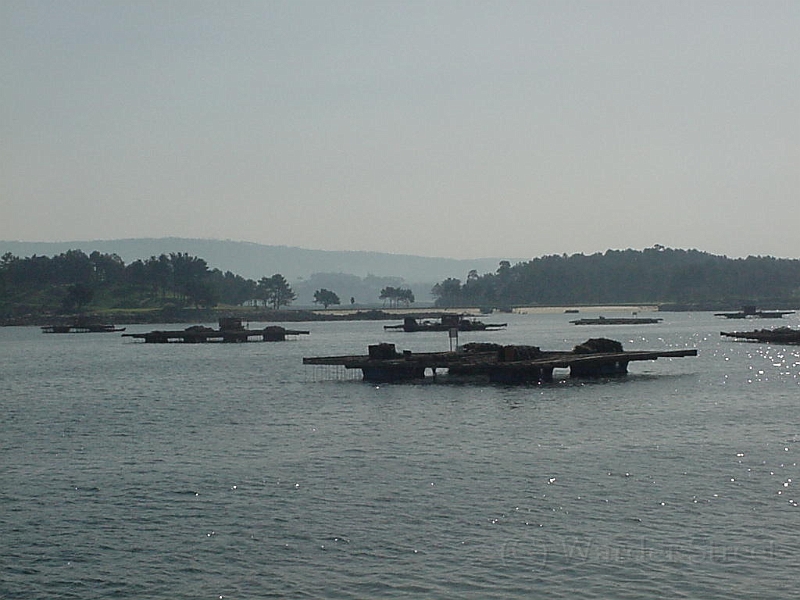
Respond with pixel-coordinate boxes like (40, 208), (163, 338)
(2, 1), (799, 260)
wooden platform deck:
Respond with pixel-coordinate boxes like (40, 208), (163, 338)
(42, 324), (126, 333)
(715, 305), (795, 319)
(123, 324), (309, 343)
(569, 317), (662, 325)
(384, 315), (507, 332)
(721, 328), (800, 344)
(303, 342), (697, 383)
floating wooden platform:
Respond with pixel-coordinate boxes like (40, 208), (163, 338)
(570, 317), (662, 325)
(384, 315), (507, 332)
(42, 323), (125, 333)
(122, 318), (308, 343)
(304, 340), (697, 383)
(721, 328), (800, 345)
(715, 305), (795, 319)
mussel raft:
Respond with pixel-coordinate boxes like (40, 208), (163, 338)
(720, 327), (800, 345)
(303, 338), (698, 383)
(122, 318), (309, 343)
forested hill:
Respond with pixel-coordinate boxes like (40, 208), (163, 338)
(431, 248), (800, 309)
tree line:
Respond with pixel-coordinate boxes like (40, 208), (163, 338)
(0, 250), (291, 316)
(0, 249), (416, 317)
(9, 245), (795, 317)
(431, 247), (800, 308)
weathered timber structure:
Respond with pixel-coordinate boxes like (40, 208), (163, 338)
(123, 318), (308, 343)
(570, 316), (662, 325)
(384, 314), (507, 332)
(715, 305), (795, 319)
(303, 339), (697, 383)
(42, 320), (125, 333)
(721, 327), (800, 345)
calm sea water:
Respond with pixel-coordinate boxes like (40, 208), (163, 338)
(2, 311), (800, 599)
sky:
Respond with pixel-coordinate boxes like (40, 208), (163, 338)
(2, 1), (799, 260)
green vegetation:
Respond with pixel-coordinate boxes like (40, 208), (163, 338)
(379, 286), (415, 308)
(4, 246), (799, 322)
(256, 274), (296, 310)
(431, 247), (800, 309)
(313, 289), (341, 309)
(0, 250), (291, 319)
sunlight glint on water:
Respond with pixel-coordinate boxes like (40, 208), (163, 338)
(2, 311), (800, 598)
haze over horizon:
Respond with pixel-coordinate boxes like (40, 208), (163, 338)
(3, 1), (799, 260)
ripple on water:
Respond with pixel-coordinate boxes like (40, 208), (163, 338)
(3, 317), (800, 598)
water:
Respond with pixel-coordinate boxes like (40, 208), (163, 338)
(2, 312), (800, 598)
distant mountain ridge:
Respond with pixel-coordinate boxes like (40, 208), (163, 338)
(0, 238), (516, 283)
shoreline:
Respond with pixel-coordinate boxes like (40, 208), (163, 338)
(2, 304), (663, 327)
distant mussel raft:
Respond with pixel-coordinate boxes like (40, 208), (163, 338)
(384, 314), (507, 332)
(42, 318), (125, 333)
(720, 327), (800, 345)
(123, 318), (308, 343)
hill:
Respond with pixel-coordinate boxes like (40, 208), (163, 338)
(430, 247), (800, 310)
(0, 238), (514, 283)
(4, 244), (800, 322)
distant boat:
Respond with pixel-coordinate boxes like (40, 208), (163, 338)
(384, 315), (507, 332)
